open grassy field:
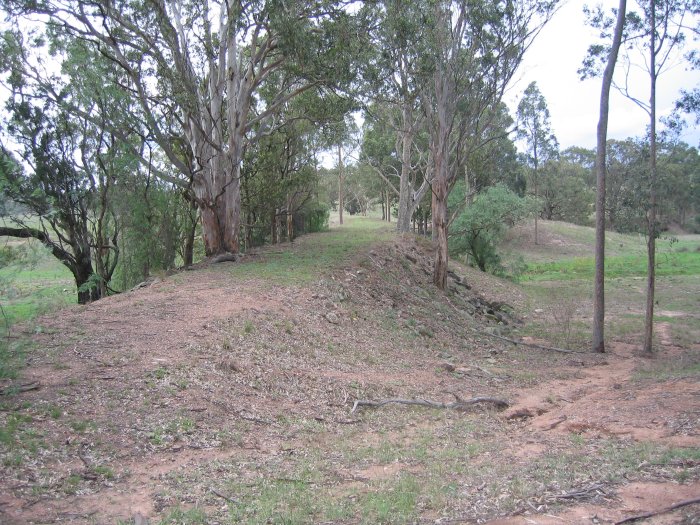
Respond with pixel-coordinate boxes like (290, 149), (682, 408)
(503, 220), (700, 352)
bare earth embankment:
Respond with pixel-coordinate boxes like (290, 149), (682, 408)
(1, 219), (698, 524)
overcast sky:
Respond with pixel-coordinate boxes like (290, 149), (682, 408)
(504, 0), (700, 151)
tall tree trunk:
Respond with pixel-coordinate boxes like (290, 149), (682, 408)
(286, 195), (294, 242)
(386, 191), (391, 222)
(643, 1), (657, 355)
(338, 144), (344, 225)
(534, 169), (539, 245)
(396, 104), (414, 232)
(593, 0), (626, 354)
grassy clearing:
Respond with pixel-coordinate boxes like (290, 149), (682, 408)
(523, 252), (700, 281)
(508, 221), (700, 351)
(230, 217), (394, 284)
(0, 239), (74, 379)
(0, 239), (74, 326)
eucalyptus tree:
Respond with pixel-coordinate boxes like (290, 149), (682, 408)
(360, 103), (430, 223)
(516, 81), (559, 245)
(416, 0), (557, 289)
(592, 0), (625, 355)
(2, 0), (365, 256)
(582, 0), (699, 354)
(361, 1), (431, 233)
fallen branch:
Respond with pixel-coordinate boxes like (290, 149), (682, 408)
(614, 497), (700, 524)
(211, 253), (238, 264)
(469, 328), (587, 354)
(0, 381), (40, 396)
(547, 482), (607, 502)
(351, 396), (509, 414)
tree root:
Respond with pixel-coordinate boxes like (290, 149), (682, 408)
(211, 253), (238, 264)
(351, 396), (509, 414)
(614, 497), (700, 524)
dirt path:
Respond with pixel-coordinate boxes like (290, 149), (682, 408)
(491, 339), (699, 524)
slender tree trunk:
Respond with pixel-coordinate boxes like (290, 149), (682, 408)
(338, 144), (344, 225)
(534, 169), (539, 245)
(271, 210), (278, 244)
(432, 178), (449, 289)
(245, 212), (253, 251)
(643, 2), (657, 355)
(593, 0), (626, 354)
(381, 190), (386, 220)
(287, 195), (294, 242)
(184, 218), (196, 266)
(386, 192), (391, 222)
(396, 104), (414, 232)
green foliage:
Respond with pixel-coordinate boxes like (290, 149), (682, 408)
(450, 185), (539, 274)
(77, 273), (104, 294)
(111, 178), (195, 290)
(301, 202), (329, 233)
(516, 82), (559, 170)
(538, 159), (595, 225)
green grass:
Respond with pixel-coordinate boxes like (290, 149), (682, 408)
(0, 239), (74, 326)
(522, 252), (700, 281)
(230, 217), (394, 284)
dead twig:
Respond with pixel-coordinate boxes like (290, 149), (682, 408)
(351, 396), (509, 414)
(542, 415), (568, 431)
(210, 487), (239, 505)
(547, 483), (607, 502)
(614, 497), (700, 524)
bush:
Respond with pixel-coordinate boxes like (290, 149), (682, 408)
(450, 185), (539, 275)
(301, 202), (330, 233)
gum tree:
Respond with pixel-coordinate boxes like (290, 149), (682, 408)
(583, 0), (698, 354)
(2, 0), (364, 256)
(417, 0), (557, 289)
(516, 81), (559, 245)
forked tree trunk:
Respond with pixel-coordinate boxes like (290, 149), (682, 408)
(593, 0), (626, 354)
